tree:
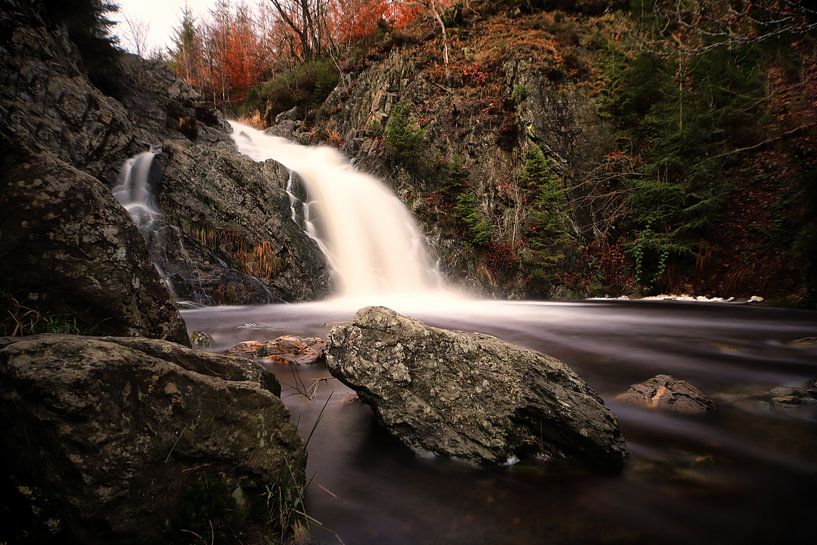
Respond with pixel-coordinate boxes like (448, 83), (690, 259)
(119, 13), (150, 57)
(169, 6), (204, 87)
(268, 0), (333, 61)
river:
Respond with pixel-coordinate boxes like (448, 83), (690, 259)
(183, 298), (817, 545)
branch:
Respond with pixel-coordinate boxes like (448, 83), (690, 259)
(709, 122), (817, 160)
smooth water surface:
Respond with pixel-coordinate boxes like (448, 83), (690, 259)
(183, 300), (817, 545)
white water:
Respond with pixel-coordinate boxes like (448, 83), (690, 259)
(113, 145), (162, 230)
(113, 145), (177, 296)
(228, 121), (454, 304)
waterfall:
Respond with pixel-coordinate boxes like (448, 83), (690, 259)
(113, 145), (162, 232)
(228, 121), (445, 299)
(113, 145), (177, 296)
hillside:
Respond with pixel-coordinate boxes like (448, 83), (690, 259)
(241, 0), (817, 305)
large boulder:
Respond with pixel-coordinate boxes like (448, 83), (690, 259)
(0, 149), (188, 344)
(326, 307), (627, 469)
(0, 334), (304, 544)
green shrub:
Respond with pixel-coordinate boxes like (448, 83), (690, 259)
(384, 101), (426, 172)
(601, 40), (772, 287)
(251, 59), (339, 122)
(455, 191), (493, 248)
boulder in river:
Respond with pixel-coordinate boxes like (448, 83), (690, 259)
(228, 336), (327, 366)
(326, 307), (627, 469)
(0, 334), (303, 544)
(616, 375), (717, 415)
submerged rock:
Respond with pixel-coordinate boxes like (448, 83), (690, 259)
(228, 336), (326, 366)
(715, 379), (817, 422)
(0, 334), (302, 544)
(788, 337), (817, 349)
(326, 307), (627, 469)
(189, 330), (214, 347)
(616, 375), (716, 415)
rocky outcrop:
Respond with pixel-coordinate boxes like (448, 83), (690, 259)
(326, 306), (627, 468)
(229, 336), (327, 365)
(0, 334), (302, 544)
(154, 140), (329, 304)
(0, 0), (330, 308)
(0, 149), (188, 344)
(616, 375), (717, 415)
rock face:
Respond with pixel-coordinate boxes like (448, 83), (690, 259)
(616, 375), (717, 415)
(154, 140), (329, 304)
(229, 336), (327, 365)
(326, 307), (627, 468)
(0, 0), (329, 309)
(0, 150), (189, 344)
(0, 334), (303, 544)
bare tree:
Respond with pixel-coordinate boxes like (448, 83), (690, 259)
(120, 12), (150, 57)
(642, 0), (817, 55)
(268, 0), (333, 61)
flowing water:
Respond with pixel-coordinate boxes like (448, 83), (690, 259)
(183, 300), (817, 545)
(228, 121), (444, 298)
(188, 124), (817, 544)
(113, 145), (162, 231)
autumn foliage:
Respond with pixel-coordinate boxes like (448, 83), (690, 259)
(168, 0), (456, 108)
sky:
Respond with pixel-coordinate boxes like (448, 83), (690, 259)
(113, 0), (218, 55)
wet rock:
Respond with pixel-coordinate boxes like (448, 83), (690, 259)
(788, 337), (817, 349)
(769, 379), (817, 405)
(714, 379), (817, 421)
(326, 307), (627, 469)
(616, 375), (716, 415)
(0, 150), (188, 344)
(0, 334), (301, 544)
(189, 330), (214, 347)
(229, 336), (326, 366)
(155, 139), (330, 304)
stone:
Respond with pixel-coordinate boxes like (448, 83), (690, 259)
(0, 150), (188, 344)
(616, 375), (716, 415)
(189, 330), (214, 347)
(326, 307), (627, 469)
(154, 140), (330, 304)
(0, 334), (302, 544)
(714, 379), (817, 422)
(228, 336), (326, 366)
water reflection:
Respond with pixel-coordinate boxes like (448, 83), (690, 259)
(183, 300), (817, 545)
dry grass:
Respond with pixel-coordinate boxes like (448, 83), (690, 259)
(236, 112), (266, 129)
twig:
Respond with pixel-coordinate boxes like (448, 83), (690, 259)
(165, 425), (187, 463)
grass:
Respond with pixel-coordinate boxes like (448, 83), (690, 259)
(2, 294), (81, 336)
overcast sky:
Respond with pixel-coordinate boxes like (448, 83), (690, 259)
(113, 0), (217, 55)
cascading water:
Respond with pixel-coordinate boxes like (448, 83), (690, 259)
(113, 145), (162, 231)
(228, 121), (449, 301)
(113, 145), (178, 296)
